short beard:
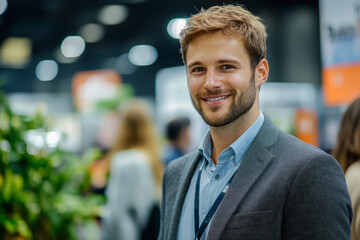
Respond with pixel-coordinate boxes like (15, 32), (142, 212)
(191, 72), (256, 127)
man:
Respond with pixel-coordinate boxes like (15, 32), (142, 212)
(158, 4), (352, 240)
(163, 117), (192, 165)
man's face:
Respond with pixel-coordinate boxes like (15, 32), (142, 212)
(186, 31), (258, 127)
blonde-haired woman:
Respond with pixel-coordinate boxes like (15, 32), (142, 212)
(333, 97), (360, 240)
(102, 98), (164, 240)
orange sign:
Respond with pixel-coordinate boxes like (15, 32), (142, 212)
(294, 109), (319, 147)
(322, 62), (360, 107)
(72, 70), (121, 112)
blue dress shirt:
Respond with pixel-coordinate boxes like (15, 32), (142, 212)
(177, 112), (264, 240)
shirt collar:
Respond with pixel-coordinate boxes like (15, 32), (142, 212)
(199, 111), (264, 166)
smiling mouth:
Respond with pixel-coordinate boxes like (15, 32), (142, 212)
(203, 95), (229, 102)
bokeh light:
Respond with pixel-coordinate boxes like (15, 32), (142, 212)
(61, 36), (86, 58)
(46, 131), (62, 148)
(128, 45), (158, 66)
(98, 5), (128, 25)
(35, 60), (58, 81)
(79, 23), (105, 43)
(0, 0), (8, 16)
(167, 18), (187, 39)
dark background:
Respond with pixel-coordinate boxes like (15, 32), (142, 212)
(0, 0), (321, 98)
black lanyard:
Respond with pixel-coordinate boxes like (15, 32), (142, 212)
(194, 160), (235, 240)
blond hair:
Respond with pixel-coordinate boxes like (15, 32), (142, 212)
(107, 99), (163, 187)
(180, 4), (267, 69)
(333, 97), (360, 172)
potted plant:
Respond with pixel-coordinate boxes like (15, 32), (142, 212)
(0, 93), (104, 239)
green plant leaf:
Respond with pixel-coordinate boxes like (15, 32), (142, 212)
(0, 92), (105, 239)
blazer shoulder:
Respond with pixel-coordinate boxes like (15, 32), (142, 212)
(259, 116), (330, 158)
(260, 116), (338, 169)
(274, 130), (343, 176)
(279, 130), (329, 156)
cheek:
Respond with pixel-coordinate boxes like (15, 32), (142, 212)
(187, 77), (201, 94)
(227, 74), (251, 91)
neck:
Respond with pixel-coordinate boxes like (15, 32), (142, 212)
(210, 109), (260, 165)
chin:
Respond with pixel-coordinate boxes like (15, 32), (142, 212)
(202, 115), (230, 127)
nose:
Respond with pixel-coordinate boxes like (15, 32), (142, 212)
(204, 68), (222, 90)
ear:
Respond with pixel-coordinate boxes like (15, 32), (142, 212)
(255, 58), (269, 87)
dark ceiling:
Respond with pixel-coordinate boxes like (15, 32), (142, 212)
(0, 0), (319, 97)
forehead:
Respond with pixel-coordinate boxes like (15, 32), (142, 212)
(186, 31), (250, 65)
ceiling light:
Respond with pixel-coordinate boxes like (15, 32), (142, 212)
(128, 45), (158, 66)
(0, 37), (32, 68)
(98, 5), (128, 25)
(35, 60), (58, 81)
(61, 36), (85, 58)
(167, 18), (187, 39)
(79, 23), (105, 43)
(0, 0), (7, 15)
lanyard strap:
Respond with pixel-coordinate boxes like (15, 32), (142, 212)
(194, 161), (235, 240)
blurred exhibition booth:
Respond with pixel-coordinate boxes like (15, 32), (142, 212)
(1, 0), (360, 238)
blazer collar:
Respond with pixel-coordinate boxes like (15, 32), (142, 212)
(207, 115), (280, 239)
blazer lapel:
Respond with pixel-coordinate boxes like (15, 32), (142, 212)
(207, 116), (280, 240)
(168, 151), (202, 239)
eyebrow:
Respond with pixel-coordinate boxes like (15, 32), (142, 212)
(217, 59), (241, 65)
(187, 61), (202, 70)
(187, 59), (241, 70)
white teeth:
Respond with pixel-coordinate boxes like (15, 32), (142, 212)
(206, 96), (227, 101)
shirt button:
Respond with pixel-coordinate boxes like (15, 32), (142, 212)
(215, 174), (220, 180)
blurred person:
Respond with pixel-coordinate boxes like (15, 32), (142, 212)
(102, 98), (163, 240)
(163, 116), (192, 165)
(333, 97), (360, 240)
(158, 4), (352, 240)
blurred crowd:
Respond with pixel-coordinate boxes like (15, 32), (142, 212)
(87, 98), (193, 240)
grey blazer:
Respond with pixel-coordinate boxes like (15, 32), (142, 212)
(158, 116), (352, 240)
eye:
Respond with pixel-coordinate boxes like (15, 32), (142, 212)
(191, 67), (205, 73)
(220, 65), (234, 70)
